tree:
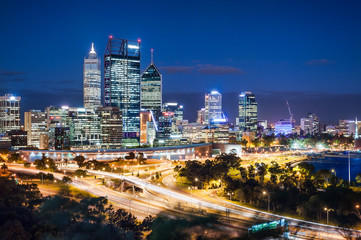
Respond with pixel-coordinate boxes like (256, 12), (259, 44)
(23, 162), (31, 168)
(74, 155), (85, 168)
(1, 163), (8, 173)
(74, 169), (87, 177)
(125, 152), (136, 161)
(8, 153), (21, 163)
(240, 139), (248, 148)
(62, 176), (72, 184)
(137, 152), (147, 164)
(356, 174), (361, 184)
(33, 154), (57, 172)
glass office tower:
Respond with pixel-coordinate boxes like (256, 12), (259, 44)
(205, 91), (222, 125)
(141, 49), (162, 118)
(104, 37), (141, 144)
(238, 91), (258, 133)
(84, 43), (101, 109)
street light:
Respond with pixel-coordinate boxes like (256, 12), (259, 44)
(263, 191), (270, 212)
(324, 207), (334, 225)
(227, 192), (234, 201)
(188, 186), (192, 196)
(331, 169), (336, 177)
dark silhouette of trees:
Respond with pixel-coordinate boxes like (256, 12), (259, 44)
(74, 155), (85, 168)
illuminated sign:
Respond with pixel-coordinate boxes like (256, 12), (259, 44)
(128, 45), (139, 49)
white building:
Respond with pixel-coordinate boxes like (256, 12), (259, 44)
(83, 43), (101, 109)
(0, 94), (21, 134)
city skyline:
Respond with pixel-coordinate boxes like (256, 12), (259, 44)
(1, 1), (361, 123)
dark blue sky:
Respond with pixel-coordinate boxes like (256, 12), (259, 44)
(1, 0), (360, 123)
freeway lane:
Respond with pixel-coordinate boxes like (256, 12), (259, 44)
(8, 166), (165, 219)
(87, 169), (358, 239)
(9, 165), (358, 239)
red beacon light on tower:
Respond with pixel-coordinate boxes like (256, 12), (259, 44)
(137, 38), (141, 43)
(109, 35), (113, 39)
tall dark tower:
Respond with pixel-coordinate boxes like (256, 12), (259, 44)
(104, 36), (141, 146)
(141, 49), (162, 118)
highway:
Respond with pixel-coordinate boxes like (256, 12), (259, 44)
(9, 165), (359, 239)
(84, 168), (358, 239)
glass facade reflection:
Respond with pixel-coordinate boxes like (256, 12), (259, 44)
(104, 38), (141, 142)
(141, 61), (162, 118)
(238, 91), (258, 133)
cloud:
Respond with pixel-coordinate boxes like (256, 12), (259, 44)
(305, 59), (332, 65)
(196, 64), (245, 75)
(160, 64), (244, 75)
(159, 66), (194, 74)
(0, 70), (25, 76)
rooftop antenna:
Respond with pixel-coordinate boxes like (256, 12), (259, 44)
(151, 48), (154, 64)
(90, 43), (96, 54)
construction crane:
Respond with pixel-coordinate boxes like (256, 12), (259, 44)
(285, 100), (293, 122)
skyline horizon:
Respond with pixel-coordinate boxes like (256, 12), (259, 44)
(1, 1), (360, 126)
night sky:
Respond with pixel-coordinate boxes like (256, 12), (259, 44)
(1, 0), (360, 124)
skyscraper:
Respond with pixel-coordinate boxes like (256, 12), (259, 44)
(84, 43), (101, 109)
(205, 91), (222, 125)
(238, 91), (257, 133)
(104, 37), (141, 144)
(0, 94), (21, 134)
(141, 49), (162, 118)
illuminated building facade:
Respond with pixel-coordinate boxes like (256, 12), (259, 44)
(300, 113), (319, 136)
(205, 91), (223, 125)
(141, 49), (162, 118)
(68, 108), (101, 149)
(83, 43), (101, 109)
(157, 112), (173, 140)
(197, 108), (206, 124)
(97, 107), (123, 149)
(0, 94), (21, 134)
(275, 119), (295, 135)
(46, 106), (70, 150)
(24, 110), (47, 148)
(163, 103), (183, 121)
(140, 110), (152, 144)
(104, 37), (141, 144)
(238, 91), (258, 133)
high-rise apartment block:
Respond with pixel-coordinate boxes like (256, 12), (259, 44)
(104, 37), (141, 143)
(84, 43), (101, 109)
(0, 94), (21, 134)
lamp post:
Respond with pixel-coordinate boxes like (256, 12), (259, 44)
(324, 207), (334, 225)
(227, 192), (234, 201)
(263, 191), (270, 212)
(188, 186), (192, 196)
(331, 169), (336, 177)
